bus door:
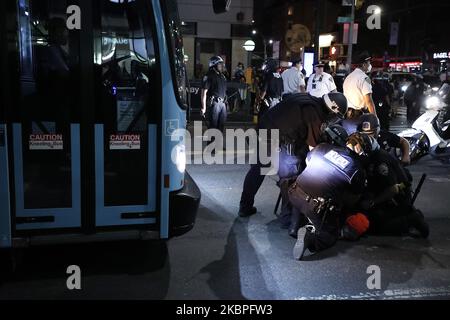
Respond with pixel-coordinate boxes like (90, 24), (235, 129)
(10, 0), (83, 231)
(92, 0), (159, 227)
(9, 0), (160, 232)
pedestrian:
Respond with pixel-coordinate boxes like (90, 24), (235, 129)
(238, 92), (348, 218)
(201, 56), (228, 133)
(282, 58), (306, 99)
(343, 51), (377, 118)
(306, 60), (337, 98)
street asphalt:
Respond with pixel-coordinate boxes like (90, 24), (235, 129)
(0, 111), (449, 300)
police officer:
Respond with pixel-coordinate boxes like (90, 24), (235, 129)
(358, 113), (411, 166)
(282, 58), (306, 99)
(343, 51), (377, 118)
(201, 56), (228, 133)
(361, 138), (429, 238)
(287, 124), (351, 238)
(238, 92), (349, 217)
(306, 60), (337, 98)
(289, 132), (369, 260)
(372, 75), (392, 130)
(256, 58), (284, 117)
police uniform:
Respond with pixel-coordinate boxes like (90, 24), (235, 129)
(282, 67), (306, 97)
(343, 68), (372, 112)
(365, 149), (418, 236)
(240, 94), (329, 214)
(372, 79), (391, 130)
(289, 143), (366, 252)
(306, 72), (337, 98)
(261, 71), (284, 110)
(378, 130), (402, 154)
(202, 68), (228, 132)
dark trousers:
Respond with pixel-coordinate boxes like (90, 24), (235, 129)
(368, 202), (414, 235)
(297, 198), (340, 252)
(208, 100), (227, 133)
(239, 139), (306, 211)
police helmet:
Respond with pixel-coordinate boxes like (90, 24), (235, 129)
(324, 124), (349, 147)
(209, 56), (224, 68)
(346, 132), (380, 156)
(358, 114), (381, 137)
(262, 58), (279, 73)
(323, 92), (348, 119)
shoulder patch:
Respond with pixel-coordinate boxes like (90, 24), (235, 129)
(377, 163), (389, 176)
(329, 76), (334, 82)
(364, 77), (371, 85)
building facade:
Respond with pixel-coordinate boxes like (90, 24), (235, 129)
(177, 0), (254, 80)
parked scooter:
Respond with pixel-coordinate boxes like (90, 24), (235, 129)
(399, 83), (450, 163)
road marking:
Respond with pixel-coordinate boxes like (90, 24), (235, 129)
(295, 285), (450, 300)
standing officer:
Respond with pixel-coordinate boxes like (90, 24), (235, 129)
(289, 132), (370, 260)
(256, 58), (284, 118)
(282, 58), (306, 99)
(306, 60), (337, 98)
(372, 76), (392, 131)
(343, 51), (377, 118)
(201, 56), (228, 133)
(238, 92), (349, 217)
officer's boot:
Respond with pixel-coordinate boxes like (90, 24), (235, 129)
(238, 206), (257, 218)
(288, 209), (308, 239)
(407, 209), (430, 238)
(293, 225), (316, 261)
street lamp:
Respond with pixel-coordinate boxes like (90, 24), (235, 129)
(243, 40), (256, 68)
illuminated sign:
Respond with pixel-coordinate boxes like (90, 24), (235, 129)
(433, 52), (450, 60)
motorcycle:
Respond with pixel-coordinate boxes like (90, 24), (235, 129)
(398, 83), (450, 163)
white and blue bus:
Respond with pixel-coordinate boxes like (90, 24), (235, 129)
(0, 0), (200, 252)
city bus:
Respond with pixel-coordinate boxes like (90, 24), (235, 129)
(0, 0), (200, 255)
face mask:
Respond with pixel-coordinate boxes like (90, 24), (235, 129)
(366, 63), (372, 74)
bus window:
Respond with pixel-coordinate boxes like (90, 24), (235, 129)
(14, 0), (81, 209)
(93, 0), (159, 206)
(162, 0), (188, 109)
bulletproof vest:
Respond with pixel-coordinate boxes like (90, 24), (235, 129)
(298, 144), (363, 200)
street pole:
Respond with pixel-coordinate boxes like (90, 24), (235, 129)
(346, 0), (355, 69)
(263, 38), (267, 60)
(314, 0), (322, 59)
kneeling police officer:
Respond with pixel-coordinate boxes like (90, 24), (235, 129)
(289, 132), (371, 260)
(361, 138), (429, 238)
(238, 93), (349, 217)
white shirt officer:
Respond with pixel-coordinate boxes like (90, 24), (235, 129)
(307, 61), (337, 98)
(282, 59), (306, 95)
(343, 52), (377, 115)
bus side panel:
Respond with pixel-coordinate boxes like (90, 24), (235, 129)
(0, 124), (12, 248)
(153, 0), (187, 239)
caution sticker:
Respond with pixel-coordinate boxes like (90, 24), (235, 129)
(109, 134), (141, 150)
(29, 134), (64, 150)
